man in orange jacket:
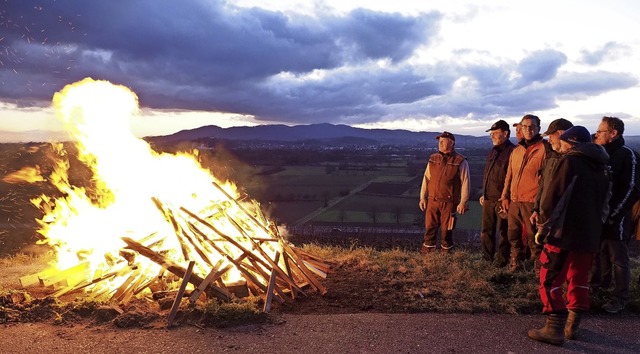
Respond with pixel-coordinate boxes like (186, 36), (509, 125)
(501, 114), (549, 272)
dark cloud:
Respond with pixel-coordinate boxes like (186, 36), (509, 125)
(331, 9), (441, 63)
(0, 1), (637, 129)
(516, 50), (567, 86)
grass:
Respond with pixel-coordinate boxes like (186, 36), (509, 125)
(300, 243), (640, 315)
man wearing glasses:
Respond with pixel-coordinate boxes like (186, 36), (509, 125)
(590, 116), (638, 314)
(501, 114), (550, 272)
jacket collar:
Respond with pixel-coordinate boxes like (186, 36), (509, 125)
(519, 134), (543, 148)
(602, 136), (625, 154)
(494, 139), (514, 152)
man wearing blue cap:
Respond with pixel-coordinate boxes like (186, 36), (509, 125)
(529, 126), (611, 345)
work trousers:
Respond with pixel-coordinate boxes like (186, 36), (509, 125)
(424, 200), (455, 250)
(480, 199), (509, 264)
(507, 201), (541, 261)
(590, 238), (631, 302)
(539, 244), (593, 314)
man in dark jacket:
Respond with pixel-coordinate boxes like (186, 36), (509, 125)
(531, 119), (573, 224)
(528, 126), (611, 346)
(480, 120), (515, 266)
(590, 116), (638, 314)
(530, 118), (573, 273)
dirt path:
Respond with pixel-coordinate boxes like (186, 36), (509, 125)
(2, 312), (639, 354)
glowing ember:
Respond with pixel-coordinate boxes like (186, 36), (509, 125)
(19, 78), (325, 305)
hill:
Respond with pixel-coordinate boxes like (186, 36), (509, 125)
(145, 123), (491, 147)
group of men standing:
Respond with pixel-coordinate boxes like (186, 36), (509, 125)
(418, 115), (638, 347)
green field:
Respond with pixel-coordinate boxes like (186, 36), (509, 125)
(241, 163), (483, 229)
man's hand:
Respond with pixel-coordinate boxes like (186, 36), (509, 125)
(534, 228), (546, 245)
(479, 195), (484, 206)
(501, 199), (510, 213)
(457, 202), (468, 215)
(419, 198), (427, 212)
(529, 211), (539, 226)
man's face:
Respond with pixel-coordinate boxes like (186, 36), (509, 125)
(490, 129), (508, 146)
(438, 137), (455, 153)
(548, 130), (564, 152)
(559, 140), (573, 153)
(520, 118), (540, 140)
(595, 121), (614, 145)
(514, 124), (524, 141)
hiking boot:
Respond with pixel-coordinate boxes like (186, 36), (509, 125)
(441, 246), (454, 254)
(420, 243), (436, 254)
(528, 313), (567, 346)
(564, 309), (583, 340)
(602, 299), (626, 314)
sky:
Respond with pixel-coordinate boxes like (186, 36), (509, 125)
(1, 0), (640, 141)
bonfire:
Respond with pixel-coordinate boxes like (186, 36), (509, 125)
(9, 78), (327, 321)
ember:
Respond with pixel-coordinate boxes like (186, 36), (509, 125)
(17, 78), (327, 320)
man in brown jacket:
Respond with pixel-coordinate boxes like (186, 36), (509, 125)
(501, 114), (549, 272)
(419, 131), (470, 253)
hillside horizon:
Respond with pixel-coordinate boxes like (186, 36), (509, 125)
(5, 123), (640, 148)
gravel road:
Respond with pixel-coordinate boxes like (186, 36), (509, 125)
(1, 312), (639, 353)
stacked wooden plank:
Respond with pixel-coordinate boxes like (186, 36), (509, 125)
(19, 182), (329, 317)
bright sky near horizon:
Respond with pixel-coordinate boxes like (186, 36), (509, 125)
(1, 0), (639, 142)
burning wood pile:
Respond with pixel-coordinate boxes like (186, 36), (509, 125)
(13, 78), (328, 322)
(20, 184), (328, 316)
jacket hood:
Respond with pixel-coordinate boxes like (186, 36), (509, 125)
(567, 142), (610, 165)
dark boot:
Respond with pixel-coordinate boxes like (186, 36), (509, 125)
(527, 313), (567, 346)
(565, 310), (583, 340)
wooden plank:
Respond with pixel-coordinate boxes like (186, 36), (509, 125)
(189, 260), (227, 303)
(167, 261), (195, 328)
(281, 241), (327, 295)
(183, 209), (304, 295)
(20, 267), (59, 287)
(302, 260), (328, 279)
(40, 262), (91, 287)
(120, 274), (148, 305)
(51, 263), (129, 298)
(263, 251), (280, 313)
(121, 237), (230, 301)
(110, 269), (141, 303)
(292, 246), (328, 264)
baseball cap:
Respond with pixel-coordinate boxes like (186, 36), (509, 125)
(542, 118), (573, 136)
(560, 126), (591, 144)
(435, 131), (455, 142)
(486, 120), (510, 132)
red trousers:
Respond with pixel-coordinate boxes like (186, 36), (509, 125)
(538, 244), (594, 314)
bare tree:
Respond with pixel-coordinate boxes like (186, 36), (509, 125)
(368, 206), (377, 225)
(394, 207), (403, 225)
(339, 209), (346, 226)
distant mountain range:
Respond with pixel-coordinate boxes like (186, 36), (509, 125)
(146, 123), (491, 147)
(6, 123), (640, 149)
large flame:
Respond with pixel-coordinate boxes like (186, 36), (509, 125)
(32, 78), (277, 298)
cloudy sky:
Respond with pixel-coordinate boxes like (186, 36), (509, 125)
(1, 0), (639, 141)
